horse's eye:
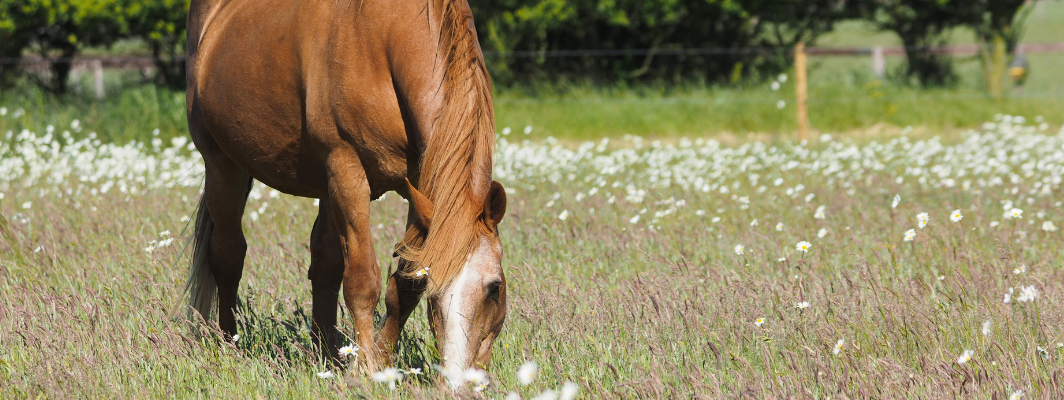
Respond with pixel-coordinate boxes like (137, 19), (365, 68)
(486, 279), (502, 301)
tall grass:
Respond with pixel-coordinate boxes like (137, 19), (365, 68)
(1, 114), (1062, 397)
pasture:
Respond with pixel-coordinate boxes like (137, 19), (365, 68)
(1, 109), (1063, 398)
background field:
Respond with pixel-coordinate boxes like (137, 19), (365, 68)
(2, 113), (1064, 398)
(1, 1), (1064, 399)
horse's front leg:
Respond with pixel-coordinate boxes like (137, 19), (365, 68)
(379, 251), (426, 361)
(326, 155), (384, 371)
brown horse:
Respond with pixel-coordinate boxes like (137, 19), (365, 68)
(183, 0), (508, 373)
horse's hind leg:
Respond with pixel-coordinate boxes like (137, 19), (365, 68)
(308, 199), (344, 363)
(202, 157), (253, 338)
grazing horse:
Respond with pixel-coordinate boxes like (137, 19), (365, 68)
(183, 0), (508, 372)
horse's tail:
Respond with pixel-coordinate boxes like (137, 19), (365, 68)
(184, 195), (216, 322)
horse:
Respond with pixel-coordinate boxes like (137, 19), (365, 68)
(183, 0), (509, 373)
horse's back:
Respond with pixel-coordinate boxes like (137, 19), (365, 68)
(187, 0), (334, 197)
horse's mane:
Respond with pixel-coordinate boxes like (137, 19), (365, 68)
(396, 0), (495, 297)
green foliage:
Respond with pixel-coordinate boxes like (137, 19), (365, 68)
(125, 0), (189, 89)
(0, 0), (129, 92)
(473, 0), (855, 86)
(0, 0), (188, 93)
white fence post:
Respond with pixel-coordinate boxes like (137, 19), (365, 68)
(872, 46), (885, 78)
(92, 59), (105, 99)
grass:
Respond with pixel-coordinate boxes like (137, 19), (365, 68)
(1, 112), (1063, 398)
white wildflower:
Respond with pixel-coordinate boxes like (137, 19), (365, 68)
(372, 367), (403, 390)
(795, 241), (811, 253)
(316, 371), (335, 379)
(950, 209), (963, 222)
(981, 320), (991, 337)
(1013, 264), (1026, 275)
(916, 212), (929, 229)
(903, 229), (916, 242)
(814, 205), (826, 219)
(629, 215), (640, 224)
(1042, 221), (1057, 232)
(1017, 285), (1038, 303)
(734, 244), (745, 256)
(339, 344), (359, 357)
(891, 194), (900, 208)
(1009, 390), (1024, 400)
(560, 382), (580, 400)
(833, 339), (845, 356)
(817, 228), (828, 238)
(775, 222), (784, 231)
(558, 209), (569, 221)
(532, 389), (558, 400)
(755, 317), (765, 327)
(517, 361), (538, 386)
(795, 301), (810, 310)
(1008, 208), (1023, 219)
(957, 349), (974, 364)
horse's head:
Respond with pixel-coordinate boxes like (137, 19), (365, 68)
(405, 179), (508, 374)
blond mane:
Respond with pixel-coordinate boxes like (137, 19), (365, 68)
(396, 0), (495, 297)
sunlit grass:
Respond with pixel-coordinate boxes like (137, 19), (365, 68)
(2, 111), (1064, 397)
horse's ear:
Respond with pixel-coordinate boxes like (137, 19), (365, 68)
(406, 178), (434, 227)
(484, 180), (507, 227)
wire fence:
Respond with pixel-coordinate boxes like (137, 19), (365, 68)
(2, 42), (1063, 66)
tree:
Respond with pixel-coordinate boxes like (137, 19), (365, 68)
(966, 0), (1029, 95)
(0, 0), (129, 93)
(472, 0), (856, 86)
(858, 0), (969, 87)
(126, 0), (189, 89)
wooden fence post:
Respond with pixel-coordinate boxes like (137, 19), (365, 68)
(795, 43), (808, 142)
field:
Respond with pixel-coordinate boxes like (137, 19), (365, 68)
(2, 108), (1064, 398)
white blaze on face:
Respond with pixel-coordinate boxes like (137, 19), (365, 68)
(441, 237), (498, 376)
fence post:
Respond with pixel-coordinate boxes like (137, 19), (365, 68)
(92, 60), (105, 99)
(872, 46), (885, 78)
(795, 43), (808, 142)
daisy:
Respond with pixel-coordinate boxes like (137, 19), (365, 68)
(339, 344), (360, 357)
(755, 318), (765, 327)
(1008, 208), (1024, 219)
(1042, 221), (1057, 232)
(776, 222), (784, 231)
(814, 205), (826, 219)
(981, 320), (991, 336)
(903, 229), (916, 242)
(1003, 287), (1014, 304)
(1009, 390), (1024, 400)
(817, 228), (828, 238)
(777, 257), (786, 262)
(415, 266), (430, 277)
(517, 361), (538, 386)
(734, 244), (745, 256)
(957, 349), (974, 364)
(372, 367), (403, 390)
(316, 371), (335, 379)
(560, 382), (580, 400)
(629, 215), (641, 224)
(950, 209), (963, 222)
(795, 301), (810, 310)
(916, 212), (929, 229)
(795, 241), (811, 253)
(833, 339), (845, 356)
(891, 194), (901, 209)
(558, 209), (569, 221)
(1017, 285), (1038, 302)
(1013, 264), (1026, 275)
